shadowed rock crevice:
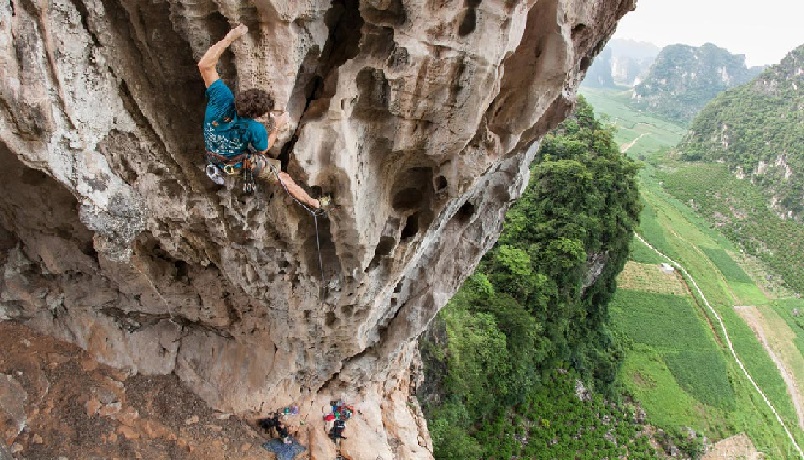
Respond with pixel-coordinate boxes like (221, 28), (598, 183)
(0, 142), (96, 271)
(362, 0), (406, 26)
(98, 0), (207, 157)
(280, 0), (365, 166)
(457, 0), (482, 36)
(488, 0), (567, 136)
(303, 217), (340, 282)
(400, 213), (420, 240)
(354, 66), (391, 119)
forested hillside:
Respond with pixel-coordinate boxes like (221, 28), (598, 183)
(418, 98), (662, 459)
(678, 44), (804, 219)
(632, 43), (763, 123)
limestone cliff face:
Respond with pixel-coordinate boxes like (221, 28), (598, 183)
(0, 0), (630, 457)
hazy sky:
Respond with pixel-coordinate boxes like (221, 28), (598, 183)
(612, 0), (804, 67)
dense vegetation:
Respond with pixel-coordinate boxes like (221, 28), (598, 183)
(678, 44), (804, 219)
(658, 162), (804, 294)
(419, 98), (650, 458)
(632, 43), (763, 124)
(581, 78), (804, 457)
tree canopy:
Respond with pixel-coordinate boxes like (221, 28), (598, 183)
(419, 97), (643, 458)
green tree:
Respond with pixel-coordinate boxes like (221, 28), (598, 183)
(419, 96), (642, 459)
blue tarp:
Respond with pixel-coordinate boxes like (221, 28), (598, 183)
(261, 437), (306, 460)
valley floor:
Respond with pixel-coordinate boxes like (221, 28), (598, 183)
(581, 86), (804, 459)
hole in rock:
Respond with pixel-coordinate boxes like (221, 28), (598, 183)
(368, 236), (397, 269)
(392, 188), (423, 211)
(325, 311), (338, 327)
(321, 0), (364, 76)
(174, 260), (189, 280)
(458, 0), (482, 36)
(456, 201), (475, 224)
(571, 23), (587, 40)
(400, 213), (419, 240)
(434, 175), (448, 191)
(362, 0), (406, 25)
(457, 9), (476, 36)
(580, 56), (591, 72)
(374, 236), (396, 257)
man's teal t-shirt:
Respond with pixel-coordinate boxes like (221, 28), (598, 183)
(203, 79), (269, 158)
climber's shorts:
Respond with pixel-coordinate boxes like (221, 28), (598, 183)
(250, 154), (281, 184)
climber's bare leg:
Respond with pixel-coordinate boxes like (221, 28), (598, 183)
(277, 172), (320, 209)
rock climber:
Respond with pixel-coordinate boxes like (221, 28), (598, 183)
(258, 413), (292, 444)
(197, 24), (328, 210)
(329, 419), (347, 441)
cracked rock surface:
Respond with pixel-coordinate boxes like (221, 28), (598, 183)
(0, 0), (631, 457)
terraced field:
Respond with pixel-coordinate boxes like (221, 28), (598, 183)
(581, 87), (804, 458)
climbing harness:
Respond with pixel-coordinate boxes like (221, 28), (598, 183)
(205, 151), (258, 193)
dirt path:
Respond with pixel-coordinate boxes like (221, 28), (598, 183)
(634, 233), (804, 458)
(735, 305), (804, 430)
(620, 133), (648, 153)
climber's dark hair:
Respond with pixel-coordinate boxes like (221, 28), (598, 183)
(235, 88), (274, 119)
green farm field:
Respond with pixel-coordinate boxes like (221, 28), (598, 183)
(579, 87), (688, 157)
(584, 88), (804, 457)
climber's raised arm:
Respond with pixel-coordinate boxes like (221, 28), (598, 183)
(198, 24), (248, 88)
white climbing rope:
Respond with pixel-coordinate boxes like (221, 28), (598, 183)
(634, 233), (804, 459)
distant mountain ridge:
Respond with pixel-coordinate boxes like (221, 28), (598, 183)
(583, 39), (660, 88)
(632, 43), (764, 124)
(679, 44), (804, 219)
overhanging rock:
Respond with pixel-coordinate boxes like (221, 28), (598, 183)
(0, 0), (632, 457)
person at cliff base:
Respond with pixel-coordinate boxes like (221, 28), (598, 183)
(197, 24), (329, 211)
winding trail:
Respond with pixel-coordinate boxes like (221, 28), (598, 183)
(620, 133), (648, 153)
(634, 233), (804, 459)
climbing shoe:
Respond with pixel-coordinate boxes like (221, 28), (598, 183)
(205, 164), (225, 185)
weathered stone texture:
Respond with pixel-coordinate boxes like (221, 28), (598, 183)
(0, 0), (631, 457)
